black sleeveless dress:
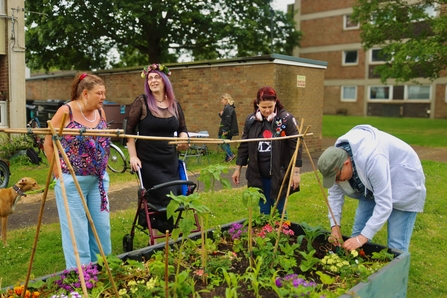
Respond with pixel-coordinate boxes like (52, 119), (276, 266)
(126, 95), (188, 230)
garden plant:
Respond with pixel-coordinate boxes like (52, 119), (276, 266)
(0, 115), (446, 297)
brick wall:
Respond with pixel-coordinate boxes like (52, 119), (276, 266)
(300, 17), (361, 48)
(300, 0), (357, 15)
(26, 55), (327, 152)
(434, 84), (447, 119)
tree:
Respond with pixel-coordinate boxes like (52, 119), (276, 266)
(25, 0), (301, 71)
(352, 0), (447, 83)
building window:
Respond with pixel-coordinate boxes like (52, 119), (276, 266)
(0, 101), (7, 127)
(344, 14), (359, 30)
(368, 85), (431, 101)
(393, 85), (405, 100)
(407, 85), (430, 100)
(343, 50), (358, 65)
(369, 86), (391, 100)
(370, 48), (388, 63)
(341, 86), (357, 101)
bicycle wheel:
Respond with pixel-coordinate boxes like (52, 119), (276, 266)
(28, 118), (41, 129)
(108, 144), (127, 173)
(0, 160), (10, 189)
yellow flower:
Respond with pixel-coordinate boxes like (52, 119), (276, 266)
(119, 289), (128, 295)
(351, 250), (359, 257)
(146, 277), (157, 289)
(128, 280), (137, 286)
(141, 71), (145, 78)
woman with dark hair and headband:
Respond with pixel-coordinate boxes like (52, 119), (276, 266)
(44, 72), (111, 269)
(232, 86), (302, 216)
(126, 64), (189, 233)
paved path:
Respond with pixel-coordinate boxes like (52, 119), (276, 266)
(7, 138), (447, 231)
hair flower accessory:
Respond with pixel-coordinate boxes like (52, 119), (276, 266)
(141, 63), (171, 78)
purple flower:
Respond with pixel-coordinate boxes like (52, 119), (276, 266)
(228, 223), (247, 240)
(275, 274), (316, 294)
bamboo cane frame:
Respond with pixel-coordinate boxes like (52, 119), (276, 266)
(1, 127), (313, 145)
(2, 120), (326, 295)
(48, 119), (119, 297)
(16, 115), (120, 297)
(270, 120), (308, 258)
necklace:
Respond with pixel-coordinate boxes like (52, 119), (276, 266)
(76, 100), (97, 123)
(155, 95), (167, 103)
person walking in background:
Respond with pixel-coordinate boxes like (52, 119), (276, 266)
(317, 125), (426, 252)
(44, 73), (111, 269)
(126, 63), (189, 232)
(232, 86), (302, 216)
(218, 93), (239, 162)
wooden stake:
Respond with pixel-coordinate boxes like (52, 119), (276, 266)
(165, 231), (169, 298)
(21, 130), (58, 297)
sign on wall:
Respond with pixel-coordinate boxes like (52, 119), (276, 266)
(297, 75), (306, 88)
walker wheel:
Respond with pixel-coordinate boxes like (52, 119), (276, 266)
(123, 234), (133, 252)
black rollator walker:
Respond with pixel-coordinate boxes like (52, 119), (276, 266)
(122, 160), (201, 251)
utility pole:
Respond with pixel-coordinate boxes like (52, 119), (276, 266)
(270, 8), (274, 54)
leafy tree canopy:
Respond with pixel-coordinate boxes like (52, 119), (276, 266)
(25, 0), (301, 71)
(352, 0), (447, 83)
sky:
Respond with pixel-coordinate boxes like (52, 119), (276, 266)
(272, 0), (294, 12)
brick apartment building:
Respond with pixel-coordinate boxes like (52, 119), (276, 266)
(292, 0), (447, 119)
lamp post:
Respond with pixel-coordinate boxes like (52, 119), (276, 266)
(270, 8), (274, 54)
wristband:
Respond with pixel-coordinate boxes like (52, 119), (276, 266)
(356, 236), (361, 245)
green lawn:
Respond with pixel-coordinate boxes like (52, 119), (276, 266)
(0, 115), (446, 297)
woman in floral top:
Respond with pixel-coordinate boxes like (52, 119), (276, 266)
(44, 73), (111, 269)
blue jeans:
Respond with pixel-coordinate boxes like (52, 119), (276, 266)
(218, 135), (233, 159)
(351, 196), (417, 252)
(259, 177), (286, 217)
(55, 173), (111, 269)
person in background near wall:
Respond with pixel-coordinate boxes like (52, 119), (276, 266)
(126, 63), (189, 233)
(232, 86), (302, 216)
(218, 93), (239, 162)
(317, 125), (426, 252)
(44, 73), (111, 269)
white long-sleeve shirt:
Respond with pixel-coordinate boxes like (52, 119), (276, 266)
(328, 125), (426, 240)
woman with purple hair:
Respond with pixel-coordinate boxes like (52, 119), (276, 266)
(126, 64), (189, 232)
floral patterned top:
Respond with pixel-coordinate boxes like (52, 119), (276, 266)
(59, 104), (111, 211)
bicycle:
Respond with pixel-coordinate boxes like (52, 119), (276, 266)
(26, 117), (44, 164)
(108, 143), (128, 173)
(0, 159), (10, 188)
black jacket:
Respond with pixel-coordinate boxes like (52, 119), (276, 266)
(218, 104), (239, 138)
(236, 109), (302, 198)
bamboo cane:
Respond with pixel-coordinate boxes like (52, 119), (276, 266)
(48, 119), (120, 297)
(1, 126), (312, 144)
(271, 120), (307, 216)
(301, 135), (341, 241)
(271, 121), (309, 260)
(48, 118), (90, 297)
(165, 230), (169, 298)
(21, 132), (58, 298)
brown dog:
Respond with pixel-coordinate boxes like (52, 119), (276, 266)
(0, 177), (41, 245)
